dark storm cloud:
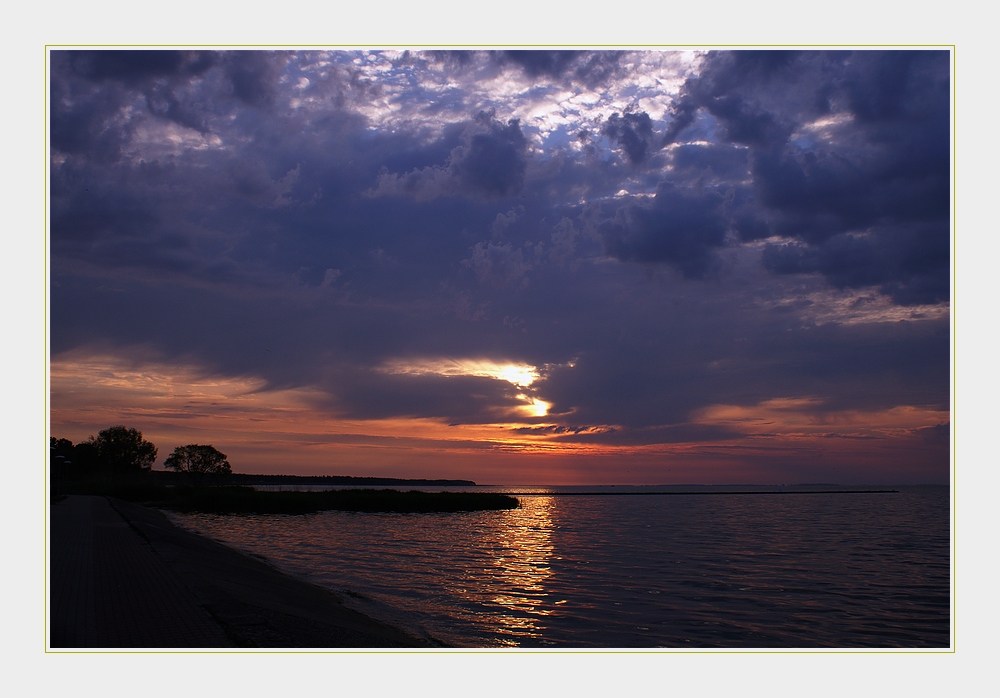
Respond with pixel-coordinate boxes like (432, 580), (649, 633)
(660, 93), (699, 147)
(452, 110), (528, 196)
(762, 221), (950, 305)
(494, 50), (629, 87)
(464, 241), (531, 289)
(599, 183), (728, 278)
(662, 53), (796, 149)
(225, 51), (286, 108)
(499, 51), (581, 78)
(51, 57), (409, 289)
(918, 422), (950, 447)
(525, 289), (949, 434)
(601, 109), (656, 165)
(64, 50), (218, 84)
(49, 78), (133, 161)
(51, 51), (299, 157)
(50, 185), (159, 246)
(329, 371), (530, 424)
(372, 109), (528, 199)
(844, 50), (942, 124)
(670, 143), (751, 182)
(655, 50), (951, 304)
(144, 83), (215, 133)
(673, 51), (806, 150)
(710, 97), (790, 149)
(51, 51), (224, 154)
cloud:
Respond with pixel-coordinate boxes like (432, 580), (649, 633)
(599, 182), (728, 277)
(492, 50), (630, 88)
(601, 108), (657, 164)
(762, 222), (950, 305)
(464, 241), (531, 289)
(330, 370), (528, 424)
(498, 50), (582, 78)
(50, 51), (227, 158)
(225, 51), (287, 108)
(669, 143), (751, 182)
(49, 77), (135, 161)
(453, 111), (529, 195)
(370, 109), (528, 199)
(548, 217), (580, 265)
(654, 50), (951, 303)
(64, 50), (218, 85)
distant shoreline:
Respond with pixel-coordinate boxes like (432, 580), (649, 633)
(504, 489), (900, 496)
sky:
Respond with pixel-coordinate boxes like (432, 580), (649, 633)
(47, 49), (952, 485)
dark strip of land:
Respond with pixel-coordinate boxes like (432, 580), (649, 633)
(49, 495), (435, 649)
(505, 490), (899, 496)
(53, 481), (519, 515)
(153, 487), (519, 515)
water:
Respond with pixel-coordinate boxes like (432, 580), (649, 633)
(168, 485), (951, 648)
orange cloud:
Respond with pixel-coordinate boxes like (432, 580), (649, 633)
(49, 352), (949, 485)
(693, 397), (948, 439)
(49, 350), (605, 479)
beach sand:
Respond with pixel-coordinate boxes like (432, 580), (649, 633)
(49, 495), (431, 649)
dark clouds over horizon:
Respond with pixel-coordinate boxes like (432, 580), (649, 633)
(49, 49), (951, 477)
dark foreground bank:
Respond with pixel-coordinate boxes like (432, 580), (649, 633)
(49, 495), (435, 648)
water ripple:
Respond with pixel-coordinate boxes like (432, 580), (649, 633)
(171, 486), (950, 647)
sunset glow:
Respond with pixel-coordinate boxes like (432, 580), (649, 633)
(380, 358), (541, 387)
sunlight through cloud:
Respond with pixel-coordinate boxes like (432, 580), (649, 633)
(380, 358), (541, 388)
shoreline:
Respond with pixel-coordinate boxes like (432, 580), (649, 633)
(49, 495), (435, 649)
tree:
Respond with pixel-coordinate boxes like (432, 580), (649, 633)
(50, 437), (98, 476)
(50, 437), (75, 465)
(71, 441), (99, 475)
(164, 444), (232, 478)
(50, 437), (76, 481)
(89, 425), (157, 476)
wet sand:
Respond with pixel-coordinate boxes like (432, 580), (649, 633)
(49, 495), (431, 649)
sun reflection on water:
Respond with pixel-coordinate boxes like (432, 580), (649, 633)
(171, 493), (561, 646)
(471, 496), (555, 644)
(168, 487), (951, 647)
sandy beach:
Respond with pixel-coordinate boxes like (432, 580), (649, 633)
(49, 495), (431, 649)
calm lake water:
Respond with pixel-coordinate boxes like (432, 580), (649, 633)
(168, 485), (951, 648)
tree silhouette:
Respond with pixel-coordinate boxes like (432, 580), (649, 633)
(50, 437), (75, 464)
(50, 437), (75, 481)
(89, 425), (157, 476)
(164, 444), (232, 479)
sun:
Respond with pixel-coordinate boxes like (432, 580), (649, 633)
(522, 397), (551, 418)
(380, 357), (552, 418)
